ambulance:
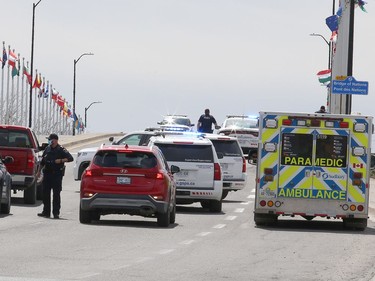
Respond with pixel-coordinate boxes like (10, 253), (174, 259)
(254, 111), (373, 230)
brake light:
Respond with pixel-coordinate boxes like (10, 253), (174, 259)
(27, 152), (35, 170)
(352, 172), (362, 186)
(214, 163), (221, 180)
(85, 169), (103, 177)
(145, 172), (164, 179)
(242, 157), (246, 173)
(340, 121), (349, 128)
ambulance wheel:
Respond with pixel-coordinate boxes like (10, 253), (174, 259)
(254, 213), (278, 226)
(343, 218), (367, 231)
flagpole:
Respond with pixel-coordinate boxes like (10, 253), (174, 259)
(24, 61), (30, 127)
(0, 41), (6, 124)
(6, 46), (11, 124)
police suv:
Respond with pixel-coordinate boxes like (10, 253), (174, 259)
(148, 133), (223, 212)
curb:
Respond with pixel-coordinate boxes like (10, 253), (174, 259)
(61, 133), (123, 148)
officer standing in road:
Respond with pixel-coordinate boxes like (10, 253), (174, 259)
(316, 105), (327, 113)
(197, 108), (220, 133)
(37, 133), (73, 219)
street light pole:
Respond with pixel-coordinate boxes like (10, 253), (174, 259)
(84, 101), (102, 130)
(310, 33), (331, 69)
(72, 52), (93, 135)
(28, 0), (42, 128)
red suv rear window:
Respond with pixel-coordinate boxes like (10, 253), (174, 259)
(93, 151), (157, 168)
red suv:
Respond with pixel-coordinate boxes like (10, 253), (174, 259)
(79, 145), (180, 227)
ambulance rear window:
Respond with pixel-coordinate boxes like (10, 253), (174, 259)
(281, 133), (313, 166)
(315, 135), (347, 167)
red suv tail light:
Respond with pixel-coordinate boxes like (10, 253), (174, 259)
(214, 163), (221, 181)
(85, 169), (103, 177)
(145, 172), (165, 179)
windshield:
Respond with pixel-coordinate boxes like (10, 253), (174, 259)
(161, 117), (191, 126)
(210, 140), (242, 157)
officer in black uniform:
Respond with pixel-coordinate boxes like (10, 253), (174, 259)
(37, 133), (73, 219)
(197, 108), (220, 133)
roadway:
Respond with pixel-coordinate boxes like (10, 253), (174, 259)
(0, 134), (374, 281)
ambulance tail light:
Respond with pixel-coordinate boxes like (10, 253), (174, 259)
(350, 204), (357, 211)
(339, 121), (349, 128)
(260, 200), (266, 207)
(357, 205), (364, 212)
(265, 119), (278, 128)
(310, 119), (321, 127)
(282, 119), (292, 126)
(352, 172), (362, 186)
(264, 168), (274, 182)
(325, 121), (335, 128)
(354, 123), (366, 132)
(267, 201), (274, 207)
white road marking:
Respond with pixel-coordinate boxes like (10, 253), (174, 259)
(213, 224), (226, 229)
(180, 240), (195, 245)
(225, 216), (237, 221)
(247, 194), (255, 199)
(196, 232), (212, 237)
(159, 249), (175, 255)
(234, 208), (245, 213)
(134, 257), (154, 263)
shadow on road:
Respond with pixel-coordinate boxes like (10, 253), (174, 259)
(256, 218), (375, 235)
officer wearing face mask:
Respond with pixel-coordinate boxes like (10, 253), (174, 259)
(37, 133), (73, 219)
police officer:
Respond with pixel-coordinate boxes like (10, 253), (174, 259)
(197, 108), (220, 133)
(37, 133), (73, 219)
(316, 105), (327, 113)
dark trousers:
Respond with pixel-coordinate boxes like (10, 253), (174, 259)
(42, 173), (63, 216)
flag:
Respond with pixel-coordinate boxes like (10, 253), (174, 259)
(326, 15), (338, 32)
(39, 79), (45, 97)
(357, 0), (367, 12)
(43, 84), (49, 98)
(23, 65), (32, 84)
(2, 46), (7, 69)
(8, 50), (17, 68)
(317, 69), (331, 85)
(51, 88), (58, 100)
(330, 30), (337, 43)
(32, 73), (41, 88)
(56, 95), (65, 108)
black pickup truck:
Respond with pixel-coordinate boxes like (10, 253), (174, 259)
(0, 125), (46, 204)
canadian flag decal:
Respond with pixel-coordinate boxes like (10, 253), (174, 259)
(353, 163), (363, 169)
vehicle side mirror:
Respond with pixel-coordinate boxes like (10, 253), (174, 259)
(39, 143), (48, 151)
(217, 152), (224, 159)
(109, 137), (114, 142)
(170, 165), (180, 174)
(2, 156), (14, 164)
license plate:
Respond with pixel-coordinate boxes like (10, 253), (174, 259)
(117, 176), (131, 184)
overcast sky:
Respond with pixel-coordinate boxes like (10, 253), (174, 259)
(1, 0), (374, 133)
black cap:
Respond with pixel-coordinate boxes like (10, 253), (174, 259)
(47, 133), (58, 140)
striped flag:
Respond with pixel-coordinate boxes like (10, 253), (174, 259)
(317, 69), (331, 85)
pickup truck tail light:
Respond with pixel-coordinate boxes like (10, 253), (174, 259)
(242, 157), (247, 173)
(26, 152), (35, 173)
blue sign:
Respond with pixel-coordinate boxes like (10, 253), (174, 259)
(332, 76), (369, 95)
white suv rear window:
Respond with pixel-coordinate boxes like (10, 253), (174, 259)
(155, 144), (213, 163)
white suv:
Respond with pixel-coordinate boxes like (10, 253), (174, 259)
(204, 134), (247, 199)
(218, 115), (259, 162)
(157, 115), (194, 132)
(148, 133), (223, 212)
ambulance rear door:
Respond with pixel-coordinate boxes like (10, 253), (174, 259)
(278, 127), (349, 200)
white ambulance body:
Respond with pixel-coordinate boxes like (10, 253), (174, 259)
(254, 111), (373, 230)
